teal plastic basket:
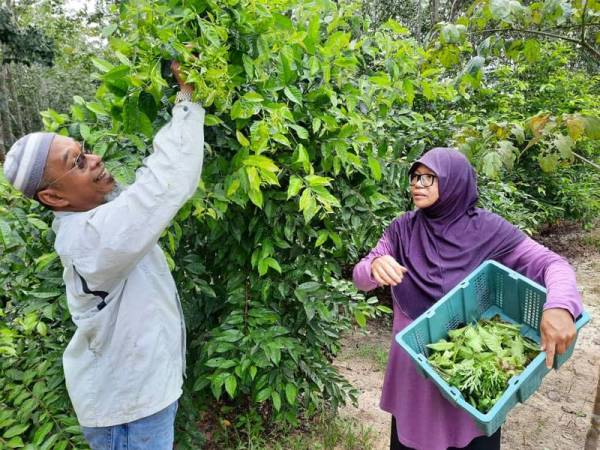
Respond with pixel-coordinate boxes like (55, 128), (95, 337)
(395, 260), (590, 436)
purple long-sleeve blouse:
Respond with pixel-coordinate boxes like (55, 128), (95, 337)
(352, 236), (582, 450)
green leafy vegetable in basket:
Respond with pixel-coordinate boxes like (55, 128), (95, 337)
(426, 315), (540, 413)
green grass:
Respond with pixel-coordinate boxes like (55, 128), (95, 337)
(209, 414), (377, 450)
(342, 340), (389, 373)
(581, 234), (600, 251)
(266, 416), (376, 450)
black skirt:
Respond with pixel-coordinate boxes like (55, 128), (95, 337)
(390, 416), (501, 450)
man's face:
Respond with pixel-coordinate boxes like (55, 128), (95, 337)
(37, 136), (116, 211)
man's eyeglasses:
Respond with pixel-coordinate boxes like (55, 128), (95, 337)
(409, 173), (437, 187)
(41, 143), (91, 190)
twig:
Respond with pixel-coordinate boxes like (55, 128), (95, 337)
(573, 152), (600, 172)
(545, 23), (600, 31)
(473, 28), (600, 61)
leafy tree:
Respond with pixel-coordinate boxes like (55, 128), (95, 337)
(0, 0), (108, 159)
(0, 5), (54, 66)
(0, 0), (598, 448)
(458, 0), (600, 63)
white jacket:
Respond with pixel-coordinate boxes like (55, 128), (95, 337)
(52, 102), (205, 427)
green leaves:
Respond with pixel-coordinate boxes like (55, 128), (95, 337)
(102, 65), (130, 97)
(231, 100), (261, 120)
(285, 383), (297, 405)
(554, 134), (574, 159)
(582, 116), (600, 140)
(299, 188), (318, 223)
(256, 387), (272, 403)
(427, 316), (540, 413)
(489, 0), (512, 20)
(0, 178), (90, 449)
(440, 23), (466, 44)
(90, 57), (113, 73)
(243, 155), (279, 173)
(523, 40), (541, 63)
(258, 257), (282, 276)
(225, 374), (237, 398)
(482, 152), (503, 178)
(455, 0), (600, 64)
(367, 157), (382, 181)
(271, 391), (282, 411)
(3, 424), (29, 439)
(426, 340), (455, 352)
(108, 0), (407, 417)
(123, 93), (153, 138)
(236, 130), (250, 147)
(283, 86), (302, 105)
(457, 108), (600, 180)
(287, 176), (303, 199)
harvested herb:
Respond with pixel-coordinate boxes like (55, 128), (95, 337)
(426, 315), (540, 413)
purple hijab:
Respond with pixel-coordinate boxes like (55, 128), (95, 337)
(389, 148), (526, 318)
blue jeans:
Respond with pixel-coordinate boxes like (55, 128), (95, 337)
(81, 401), (178, 450)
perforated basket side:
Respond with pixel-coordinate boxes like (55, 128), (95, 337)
(411, 328), (429, 357)
(472, 269), (492, 314)
(494, 271), (505, 309)
(520, 285), (544, 330)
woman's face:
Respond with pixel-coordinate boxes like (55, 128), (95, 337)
(410, 164), (439, 209)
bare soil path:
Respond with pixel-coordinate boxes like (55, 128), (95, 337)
(335, 223), (600, 450)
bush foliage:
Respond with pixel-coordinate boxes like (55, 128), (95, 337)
(1, 0), (598, 448)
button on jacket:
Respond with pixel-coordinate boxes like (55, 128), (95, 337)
(52, 102), (205, 427)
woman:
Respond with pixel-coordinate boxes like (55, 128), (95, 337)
(352, 148), (582, 450)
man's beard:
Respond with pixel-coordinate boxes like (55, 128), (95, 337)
(103, 182), (124, 203)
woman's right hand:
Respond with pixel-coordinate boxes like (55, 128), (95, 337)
(371, 255), (407, 286)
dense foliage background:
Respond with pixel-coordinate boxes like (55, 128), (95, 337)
(0, 0), (598, 448)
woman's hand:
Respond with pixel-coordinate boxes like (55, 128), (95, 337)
(371, 255), (407, 286)
(540, 308), (577, 369)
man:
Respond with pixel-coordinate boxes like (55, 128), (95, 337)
(3, 62), (204, 449)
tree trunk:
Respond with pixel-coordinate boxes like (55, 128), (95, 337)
(584, 366), (600, 450)
(0, 65), (15, 155)
(5, 63), (25, 138)
(449, 0), (465, 21)
(0, 67), (5, 161)
(15, 64), (34, 133)
(431, 0), (440, 26)
(415, 0), (423, 42)
(32, 78), (44, 131)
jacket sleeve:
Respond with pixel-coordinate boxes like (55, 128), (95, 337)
(497, 237), (583, 320)
(72, 102), (205, 291)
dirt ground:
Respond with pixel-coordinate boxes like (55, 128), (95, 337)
(335, 223), (600, 450)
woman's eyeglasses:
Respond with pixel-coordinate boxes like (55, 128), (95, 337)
(409, 173), (437, 187)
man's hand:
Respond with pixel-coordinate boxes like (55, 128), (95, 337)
(540, 308), (576, 369)
(371, 255), (407, 286)
(170, 60), (194, 93)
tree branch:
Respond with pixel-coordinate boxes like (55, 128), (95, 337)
(545, 23), (600, 31)
(573, 152), (600, 172)
(474, 28), (600, 61)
